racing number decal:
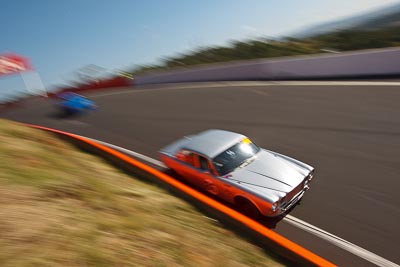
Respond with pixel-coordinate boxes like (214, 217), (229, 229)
(204, 179), (218, 195)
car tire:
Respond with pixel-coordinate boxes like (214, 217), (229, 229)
(235, 197), (261, 219)
(164, 168), (177, 176)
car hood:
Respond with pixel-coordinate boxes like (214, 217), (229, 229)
(228, 150), (309, 193)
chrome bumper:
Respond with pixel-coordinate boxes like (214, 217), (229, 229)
(280, 187), (308, 212)
(280, 175), (312, 212)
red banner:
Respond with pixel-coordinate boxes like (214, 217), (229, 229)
(0, 53), (32, 76)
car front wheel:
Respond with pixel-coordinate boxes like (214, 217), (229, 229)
(235, 197), (261, 219)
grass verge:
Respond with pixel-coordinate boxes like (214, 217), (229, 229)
(0, 119), (285, 267)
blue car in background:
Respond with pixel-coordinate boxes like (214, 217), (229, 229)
(56, 92), (96, 116)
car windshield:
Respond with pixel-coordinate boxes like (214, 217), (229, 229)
(212, 139), (260, 176)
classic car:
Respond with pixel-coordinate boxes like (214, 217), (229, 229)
(159, 129), (314, 218)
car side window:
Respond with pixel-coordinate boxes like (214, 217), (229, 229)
(198, 156), (209, 171)
(176, 150), (195, 166)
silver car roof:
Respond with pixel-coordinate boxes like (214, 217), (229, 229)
(183, 129), (246, 158)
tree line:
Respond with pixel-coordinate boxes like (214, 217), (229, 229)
(131, 25), (400, 75)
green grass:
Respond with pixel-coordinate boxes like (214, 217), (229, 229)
(0, 119), (285, 267)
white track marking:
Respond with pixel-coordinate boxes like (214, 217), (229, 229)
(77, 134), (399, 267)
(85, 137), (166, 168)
(284, 215), (399, 267)
(90, 81), (400, 98)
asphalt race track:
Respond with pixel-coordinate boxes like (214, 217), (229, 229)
(2, 82), (400, 266)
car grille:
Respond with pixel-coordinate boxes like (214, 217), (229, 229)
(288, 181), (303, 201)
(281, 179), (306, 209)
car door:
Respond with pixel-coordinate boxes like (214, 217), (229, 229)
(174, 149), (205, 188)
(175, 150), (227, 198)
(192, 154), (221, 196)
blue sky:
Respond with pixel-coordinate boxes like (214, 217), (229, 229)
(1, 0), (399, 100)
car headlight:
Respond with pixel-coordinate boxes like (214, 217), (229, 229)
(271, 201), (278, 212)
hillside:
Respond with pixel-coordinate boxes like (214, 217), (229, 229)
(0, 119), (284, 267)
(131, 25), (400, 75)
(294, 2), (400, 37)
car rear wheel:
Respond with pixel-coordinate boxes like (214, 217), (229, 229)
(235, 197), (261, 219)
